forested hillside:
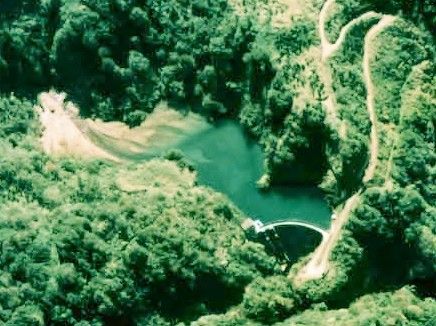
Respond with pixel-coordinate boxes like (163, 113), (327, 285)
(0, 0), (434, 325)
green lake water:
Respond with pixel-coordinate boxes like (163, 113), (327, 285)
(89, 118), (331, 256)
(89, 118), (331, 230)
(175, 121), (332, 229)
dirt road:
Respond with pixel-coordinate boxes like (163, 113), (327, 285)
(362, 15), (396, 183)
(296, 1), (395, 282)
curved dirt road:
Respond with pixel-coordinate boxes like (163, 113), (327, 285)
(296, 1), (395, 282)
(319, 0), (380, 61)
(318, 0), (379, 138)
(362, 15), (396, 183)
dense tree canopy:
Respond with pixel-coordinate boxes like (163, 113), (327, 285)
(0, 95), (280, 325)
(0, 130), (278, 324)
(0, 0), (435, 325)
(1, 0), (256, 124)
(277, 286), (436, 326)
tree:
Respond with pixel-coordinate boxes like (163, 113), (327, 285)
(0, 135), (279, 324)
(242, 276), (301, 324)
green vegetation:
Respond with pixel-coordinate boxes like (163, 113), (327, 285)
(310, 1), (435, 316)
(194, 286), (435, 325)
(0, 0), (435, 325)
(240, 16), (332, 184)
(0, 100), (278, 324)
(324, 0), (370, 41)
(329, 18), (436, 300)
(321, 18), (378, 201)
(346, 60), (436, 286)
(369, 19), (432, 184)
(242, 276), (302, 324)
(277, 286), (436, 326)
(325, 0), (435, 42)
(371, 20), (431, 124)
(1, 0), (333, 184)
(1, 0), (254, 124)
